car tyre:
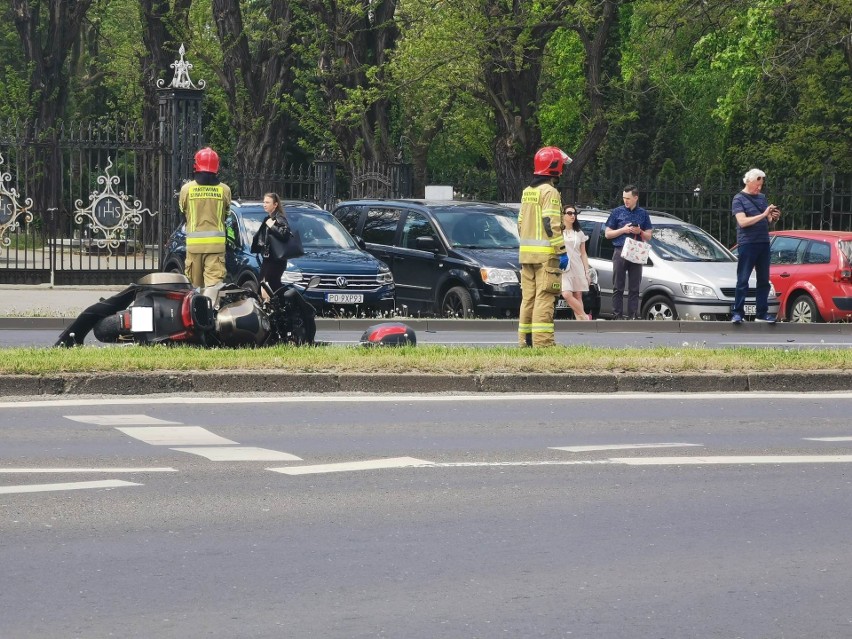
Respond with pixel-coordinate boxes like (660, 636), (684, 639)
(641, 294), (678, 320)
(441, 285), (474, 318)
(789, 293), (823, 323)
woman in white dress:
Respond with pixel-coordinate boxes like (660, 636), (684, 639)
(560, 206), (592, 320)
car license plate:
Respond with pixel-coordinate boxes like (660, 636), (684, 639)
(744, 304), (756, 315)
(326, 293), (364, 304)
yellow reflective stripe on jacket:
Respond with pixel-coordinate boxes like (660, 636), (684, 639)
(518, 183), (564, 264)
(183, 183), (227, 250)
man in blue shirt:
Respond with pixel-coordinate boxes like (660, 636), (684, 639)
(731, 168), (780, 324)
(605, 185), (653, 319)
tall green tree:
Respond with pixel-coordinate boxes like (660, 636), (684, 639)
(205, 0), (300, 177)
(8, 0), (97, 127)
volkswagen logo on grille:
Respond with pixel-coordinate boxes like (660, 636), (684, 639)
(336, 276), (348, 289)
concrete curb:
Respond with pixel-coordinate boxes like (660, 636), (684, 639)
(0, 370), (849, 396)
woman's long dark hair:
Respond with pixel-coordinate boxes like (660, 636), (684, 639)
(264, 192), (285, 217)
(563, 205), (580, 232)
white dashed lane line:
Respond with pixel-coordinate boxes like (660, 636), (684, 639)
(269, 457), (430, 475)
(0, 467), (176, 473)
(0, 480), (141, 495)
(63, 414), (181, 425)
(114, 426), (238, 446)
(171, 447), (302, 461)
(611, 455), (852, 465)
(551, 443), (702, 453)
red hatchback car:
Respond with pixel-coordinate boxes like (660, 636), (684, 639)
(767, 230), (852, 322)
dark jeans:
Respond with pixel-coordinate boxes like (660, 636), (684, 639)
(612, 248), (643, 317)
(260, 258), (287, 291)
(733, 241), (770, 316)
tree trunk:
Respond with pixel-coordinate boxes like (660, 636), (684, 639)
(10, 0), (95, 223)
(138, 0), (192, 130)
(211, 0), (297, 186)
(308, 0), (399, 171)
(562, 0), (620, 201)
(480, 4), (556, 201)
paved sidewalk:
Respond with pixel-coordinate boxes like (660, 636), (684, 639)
(1, 285), (124, 317)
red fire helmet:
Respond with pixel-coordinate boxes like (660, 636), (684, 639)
(533, 146), (572, 177)
(193, 147), (220, 173)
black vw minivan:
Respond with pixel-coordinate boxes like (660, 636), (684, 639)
(332, 199), (522, 317)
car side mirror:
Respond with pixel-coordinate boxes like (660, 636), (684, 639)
(415, 235), (440, 252)
(354, 235), (367, 250)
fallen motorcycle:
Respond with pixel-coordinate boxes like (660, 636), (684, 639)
(55, 272), (318, 347)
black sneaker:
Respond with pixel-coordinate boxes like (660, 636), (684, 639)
(754, 313), (777, 324)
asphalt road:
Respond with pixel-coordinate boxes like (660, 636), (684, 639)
(3, 323), (852, 349)
(3, 393), (852, 638)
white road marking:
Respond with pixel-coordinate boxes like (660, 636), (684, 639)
(551, 443), (702, 453)
(0, 479), (141, 495)
(611, 455), (852, 465)
(115, 426), (237, 446)
(432, 460), (614, 467)
(0, 467), (176, 473)
(269, 456), (431, 475)
(804, 437), (852, 442)
(7, 391), (852, 409)
(63, 414), (181, 425)
(171, 447), (302, 461)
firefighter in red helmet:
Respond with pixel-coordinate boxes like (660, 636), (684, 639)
(178, 147), (232, 287)
(517, 146), (572, 347)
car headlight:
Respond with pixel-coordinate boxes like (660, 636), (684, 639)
(281, 271), (303, 284)
(377, 270), (394, 284)
(681, 282), (716, 298)
(480, 267), (519, 285)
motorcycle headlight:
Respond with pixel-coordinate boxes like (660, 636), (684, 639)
(681, 282), (716, 298)
(480, 267), (519, 285)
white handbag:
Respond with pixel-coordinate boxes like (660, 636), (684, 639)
(622, 236), (650, 264)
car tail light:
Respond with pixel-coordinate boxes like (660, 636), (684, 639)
(835, 254), (852, 282)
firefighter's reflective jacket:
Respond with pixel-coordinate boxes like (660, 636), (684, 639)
(518, 182), (565, 264)
(179, 181), (232, 254)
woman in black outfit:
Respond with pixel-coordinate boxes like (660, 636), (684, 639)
(250, 192), (292, 294)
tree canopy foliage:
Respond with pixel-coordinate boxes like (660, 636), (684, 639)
(0, 0), (848, 196)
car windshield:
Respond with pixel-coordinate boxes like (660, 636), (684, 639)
(431, 206), (520, 249)
(651, 224), (735, 262)
(242, 208), (357, 250)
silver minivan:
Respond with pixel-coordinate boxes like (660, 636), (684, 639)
(575, 208), (780, 320)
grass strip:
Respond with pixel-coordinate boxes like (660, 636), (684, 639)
(1, 344), (850, 375)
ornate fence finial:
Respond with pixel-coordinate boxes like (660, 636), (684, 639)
(157, 43), (206, 90)
(0, 153), (33, 248)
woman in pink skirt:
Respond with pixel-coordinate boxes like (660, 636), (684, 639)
(560, 205), (592, 320)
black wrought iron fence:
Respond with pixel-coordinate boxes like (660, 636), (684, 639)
(574, 172), (852, 248)
(0, 119), (169, 284)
